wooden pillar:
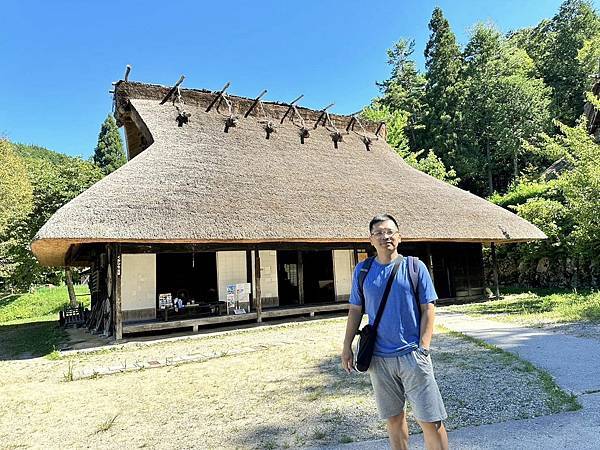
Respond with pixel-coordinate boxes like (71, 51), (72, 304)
(254, 248), (262, 323)
(115, 244), (123, 340)
(246, 250), (253, 308)
(298, 250), (305, 305)
(490, 242), (500, 299)
(426, 244), (435, 282)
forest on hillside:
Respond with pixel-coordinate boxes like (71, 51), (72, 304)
(1, 0), (599, 291)
(363, 0), (600, 288)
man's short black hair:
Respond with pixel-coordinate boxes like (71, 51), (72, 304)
(369, 214), (399, 233)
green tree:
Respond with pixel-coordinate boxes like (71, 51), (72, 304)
(458, 24), (552, 195)
(512, 0), (600, 125)
(362, 105), (459, 185)
(0, 153), (103, 290)
(376, 39), (427, 149)
(0, 140), (33, 236)
(557, 121), (600, 262)
(93, 115), (126, 175)
(422, 7), (462, 166)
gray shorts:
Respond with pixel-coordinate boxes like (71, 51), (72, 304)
(368, 350), (447, 422)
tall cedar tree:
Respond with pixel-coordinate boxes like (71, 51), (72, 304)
(458, 25), (552, 195)
(376, 39), (427, 149)
(423, 7), (462, 167)
(541, 0), (600, 125)
(93, 115), (126, 174)
(510, 0), (600, 125)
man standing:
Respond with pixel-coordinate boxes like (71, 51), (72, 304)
(341, 214), (448, 450)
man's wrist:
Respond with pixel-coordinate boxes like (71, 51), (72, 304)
(418, 345), (430, 356)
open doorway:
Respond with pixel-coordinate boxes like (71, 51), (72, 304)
(156, 252), (218, 304)
(277, 250), (299, 306)
(302, 250), (334, 304)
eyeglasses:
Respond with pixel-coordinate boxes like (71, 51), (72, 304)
(371, 230), (399, 239)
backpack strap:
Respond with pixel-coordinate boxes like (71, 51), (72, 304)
(358, 256), (375, 315)
(407, 256), (419, 297)
(407, 256), (421, 320)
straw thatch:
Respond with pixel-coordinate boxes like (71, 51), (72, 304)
(32, 81), (545, 266)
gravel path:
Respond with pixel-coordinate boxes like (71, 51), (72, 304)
(0, 317), (575, 449)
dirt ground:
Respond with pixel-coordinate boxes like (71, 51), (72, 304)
(0, 318), (573, 449)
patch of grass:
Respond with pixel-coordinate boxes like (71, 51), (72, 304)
(63, 360), (74, 382)
(312, 428), (327, 440)
(94, 414), (119, 434)
(0, 285), (90, 324)
(46, 348), (62, 360)
(441, 326), (582, 413)
(450, 289), (600, 325)
(538, 372), (581, 413)
(339, 435), (354, 443)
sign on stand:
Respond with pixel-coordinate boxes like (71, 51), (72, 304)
(226, 283), (252, 314)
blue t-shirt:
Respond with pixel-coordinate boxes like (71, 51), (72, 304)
(349, 256), (438, 357)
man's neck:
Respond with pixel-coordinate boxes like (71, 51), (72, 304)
(376, 249), (399, 265)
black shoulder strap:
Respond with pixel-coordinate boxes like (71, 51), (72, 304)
(358, 256), (375, 315)
(372, 257), (402, 330)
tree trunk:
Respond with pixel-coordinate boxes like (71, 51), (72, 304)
(486, 141), (494, 195)
(513, 150), (518, 181)
(65, 267), (77, 307)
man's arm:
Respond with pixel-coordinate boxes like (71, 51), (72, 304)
(341, 304), (363, 373)
(419, 302), (435, 349)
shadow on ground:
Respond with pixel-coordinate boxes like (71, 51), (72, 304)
(0, 320), (67, 360)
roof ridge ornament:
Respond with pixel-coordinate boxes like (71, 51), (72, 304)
(160, 75), (186, 105)
(352, 115), (376, 151)
(205, 82), (231, 112)
(244, 89), (268, 118)
(255, 95), (277, 140)
(173, 86), (191, 127)
(313, 103), (335, 129)
(290, 105), (310, 144)
(280, 94), (304, 124)
(324, 111), (343, 149)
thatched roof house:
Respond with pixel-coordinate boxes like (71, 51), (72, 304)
(32, 79), (545, 338)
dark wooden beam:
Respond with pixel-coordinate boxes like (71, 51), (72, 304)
(345, 116), (356, 132)
(490, 242), (500, 299)
(115, 244), (123, 340)
(426, 243), (435, 282)
(280, 94), (304, 124)
(244, 89), (268, 118)
(205, 82), (231, 112)
(159, 75), (185, 105)
(254, 248), (262, 323)
(313, 103), (335, 129)
(298, 251), (305, 305)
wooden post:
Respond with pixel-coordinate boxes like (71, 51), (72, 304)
(65, 267), (77, 307)
(115, 244), (123, 340)
(490, 242), (500, 299)
(246, 250), (253, 308)
(254, 248), (262, 323)
(298, 251), (305, 305)
(426, 244), (435, 282)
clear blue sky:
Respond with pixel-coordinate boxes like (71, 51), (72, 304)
(1, 0), (593, 158)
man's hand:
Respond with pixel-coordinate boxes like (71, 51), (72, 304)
(341, 345), (354, 373)
(342, 305), (363, 374)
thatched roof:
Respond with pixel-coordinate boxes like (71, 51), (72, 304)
(32, 81), (545, 266)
